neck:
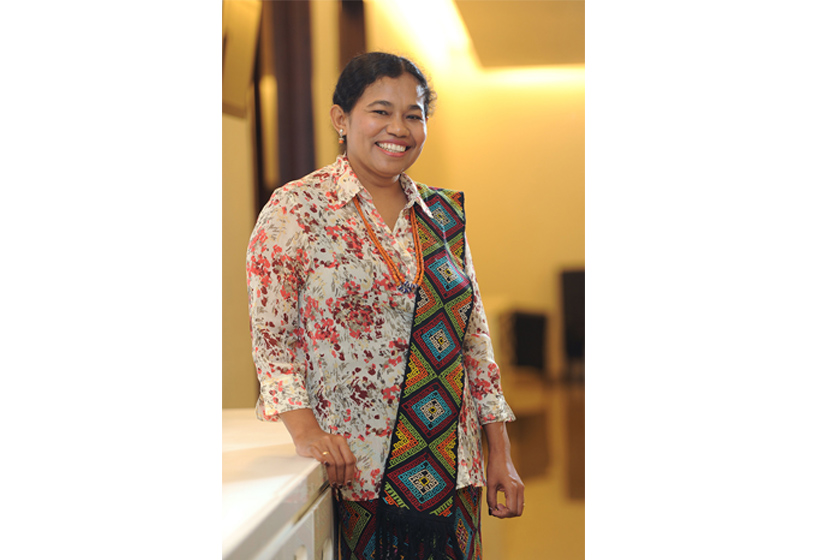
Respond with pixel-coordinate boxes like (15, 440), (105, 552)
(345, 154), (403, 195)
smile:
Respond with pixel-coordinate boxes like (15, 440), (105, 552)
(376, 142), (408, 154)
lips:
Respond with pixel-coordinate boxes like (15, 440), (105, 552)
(376, 142), (409, 154)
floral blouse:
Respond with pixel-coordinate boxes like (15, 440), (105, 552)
(246, 155), (515, 500)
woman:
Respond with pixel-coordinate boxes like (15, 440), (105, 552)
(246, 52), (523, 560)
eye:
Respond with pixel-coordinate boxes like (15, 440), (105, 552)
(373, 110), (388, 115)
(407, 114), (424, 121)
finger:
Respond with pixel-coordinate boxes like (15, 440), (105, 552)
(328, 448), (346, 487)
(493, 504), (513, 518)
(316, 447), (340, 486)
(317, 449), (333, 484)
(510, 480), (524, 516)
(489, 488), (508, 517)
(499, 505), (517, 518)
(336, 441), (357, 486)
(486, 486), (499, 512)
(332, 447), (347, 487)
(502, 482), (522, 517)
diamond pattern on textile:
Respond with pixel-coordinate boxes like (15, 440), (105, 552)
(403, 383), (458, 438)
(388, 418), (427, 467)
(391, 457), (453, 510)
(430, 424), (458, 475)
(427, 199), (462, 238)
(378, 187), (475, 538)
(403, 352), (435, 399)
(456, 513), (471, 554)
(460, 483), (482, 527)
(416, 216), (442, 255)
(426, 253), (471, 299)
(440, 361), (465, 404)
(445, 289), (474, 338)
(422, 322), (455, 361)
(339, 499), (375, 550)
(448, 233), (465, 268)
(414, 280), (441, 324)
(414, 313), (460, 369)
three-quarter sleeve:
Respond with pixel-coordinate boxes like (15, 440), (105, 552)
(246, 189), (311, 421)
(461, 237), (516, 425)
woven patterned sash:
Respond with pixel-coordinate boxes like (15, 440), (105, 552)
(376, 186), (474, 560)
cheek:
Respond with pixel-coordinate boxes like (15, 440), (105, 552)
(348, 117), (379, 140)
(359, 118), (384, 135)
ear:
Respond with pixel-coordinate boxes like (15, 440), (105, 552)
(329, 105), (348, 133)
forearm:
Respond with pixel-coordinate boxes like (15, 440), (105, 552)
(280, 407), (325, 444)
(482, 420), (512, 458)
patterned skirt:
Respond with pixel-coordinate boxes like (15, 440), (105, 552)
(334, 486), (483, 560)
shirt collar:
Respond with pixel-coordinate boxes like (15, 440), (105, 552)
(329, 154), (435, 220)
(329, 154), (363, 208)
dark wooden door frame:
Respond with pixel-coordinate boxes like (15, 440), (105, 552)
(252, 0), (316, 217)
(251, 0), (367, 219)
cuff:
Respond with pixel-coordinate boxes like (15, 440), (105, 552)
(477, 393), (516, 425)
(255, 364), (309, 421)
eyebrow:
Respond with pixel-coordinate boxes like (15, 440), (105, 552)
(366, 100), (424, 112)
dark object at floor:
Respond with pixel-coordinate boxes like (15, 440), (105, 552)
(511, 311), (547, 372)
(561, 270), (584, 382)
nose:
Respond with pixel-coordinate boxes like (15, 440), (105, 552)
(386, 116), (408, 137)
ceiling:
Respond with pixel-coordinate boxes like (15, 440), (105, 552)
(453, 0), (585, 68)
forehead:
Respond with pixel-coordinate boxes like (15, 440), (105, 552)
(358, 75), (425, 107)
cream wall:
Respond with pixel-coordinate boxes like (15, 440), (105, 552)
(311, 0), (342, 169)
(222, 109), (258, 408)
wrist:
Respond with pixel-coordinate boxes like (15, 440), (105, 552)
(482, 421), (512, 457)
(280, 408), (324, 441)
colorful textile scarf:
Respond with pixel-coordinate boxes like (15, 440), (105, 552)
(373, 185), (475, 560)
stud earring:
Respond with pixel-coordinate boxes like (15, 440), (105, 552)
(338, 129), (345, 144)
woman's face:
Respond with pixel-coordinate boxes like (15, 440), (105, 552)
(335, 74), (428, 188)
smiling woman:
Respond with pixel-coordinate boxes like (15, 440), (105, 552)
(246, 52), (523, 560)
(330, 73), (428, 229)
(329, 53), (435, 231)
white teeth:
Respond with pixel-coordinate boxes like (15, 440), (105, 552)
(377, 142), (407, 153)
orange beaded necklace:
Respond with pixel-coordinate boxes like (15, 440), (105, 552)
(352, 195), (424, 294)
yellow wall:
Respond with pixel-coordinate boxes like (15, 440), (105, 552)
(311, 0), (342, 169)
(222, 109), (258, 408)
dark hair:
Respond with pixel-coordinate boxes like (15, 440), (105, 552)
(332, 52), (437, 117)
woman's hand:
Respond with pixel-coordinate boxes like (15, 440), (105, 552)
(485, 450), (525, 518)
(483, 422), (525, 518)
(280, 409), (357, 487)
